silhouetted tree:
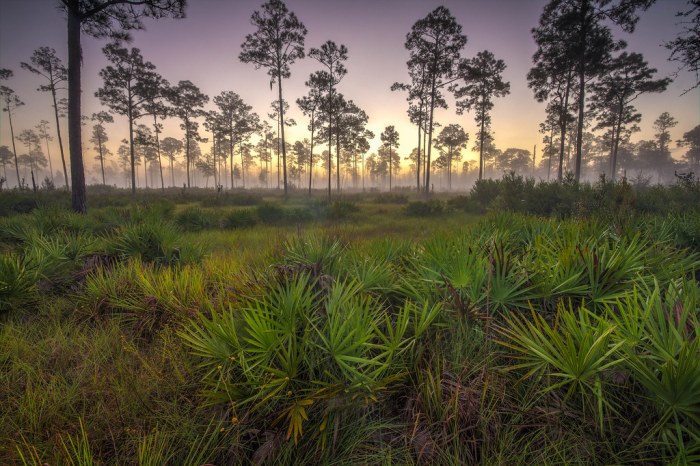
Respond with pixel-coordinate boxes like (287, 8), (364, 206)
(57, 0), (186, 212)
(166, 80), (208, 188)
(90, 111), (113, 185)
(666, 0), (700, 92)
(0, 77), (23, 188)
(160, 136), (183, 186)
(21, 47), (70, 189)
(497, 148), (533, 174)
(309, 41), (348, 200)
(677, 125), (700, 173)
(268, 99), (295, 189)
(297, 78), (324, 194)
(0, 146), (13, 183)
(405, 6), (466, 193)
(528, 17), (577, 182)
(532, 0), (654, 184)
(16, 129), (44, 192)
(590, 52), (669, 180)
(434, 124), (468, 190)
(335, 100), (372, 189)
(36, 120), (56, 184)
(380, 126), (400, 191)
(141, 72), (170, 191)
(392, 59), (433, 191)
(96, 43), (160, 193)
(239, 0), (307, 196)
(454, 50), (510, 181)
(654, 112), (678, 155)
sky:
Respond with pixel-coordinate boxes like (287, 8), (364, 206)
(0, 0), (698, 185)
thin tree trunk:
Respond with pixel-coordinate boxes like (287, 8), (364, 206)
(129, 113), (136, 193)
(7, 108), (20, 187)
(327, 89), (333, 202)
(277, 75), (288, 196)
(425, 80), (436, 194)
(67, 3), (86, 212)
(558, 75), (571, 181)
(478, 113), (486, 182)
(416, 121), (421, 192)
(610, 106), (624, 182)
(574, 0), (587, 184)
(154, 115), (164, 191)
(51, 83), (68, 189)
(309, 111), (314, 195)
(336, 125), (341, 192)
(44, 134), (55, 183)
(98, 134), (105, 185)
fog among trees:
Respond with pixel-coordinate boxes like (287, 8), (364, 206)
(0, 0), (698, 210)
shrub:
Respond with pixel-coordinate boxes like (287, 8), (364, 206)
(405, 199), (444, 216)
(103, 220), (202, 265)
(328, 200), (359, 219)
(222, 209), (258, 229)
(0, 254), (36, 313)
(255, 202), (285, 224)
(175, 207), (219, 232)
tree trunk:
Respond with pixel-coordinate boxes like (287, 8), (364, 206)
(478, 113), (486, 182)
(574, 0), (587, 185)
(309, 111), (314, 196)
(389, 145), (392, 192)
(425, 79), (436, 194)
(277, 74), (288, 196)
(98, 135), (105, 185)
(185, 127), (191, 188)
(558, 74), (571, 181)
(7, 107), (20, 187)
(44, 132), (55, 184)
(610, 106), (624, 182)
(416, 120), (421, 192)
(336, 125), (341, 192)
(129, 113), (136, 193)
(230, 136), (234, 189)
(327, 89), (333, 202)
(240, 143), (246, 188)
(143, 151), (148, 189)
(51, 83), (69, 189)
(155, 115), (164, 191)
(67, 4), (86, 212)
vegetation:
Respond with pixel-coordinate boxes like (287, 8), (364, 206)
(1, 179), (699, 464)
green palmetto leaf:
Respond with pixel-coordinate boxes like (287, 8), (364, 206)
(497, 302), (625, 431)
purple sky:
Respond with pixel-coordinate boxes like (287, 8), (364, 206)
(1, 0), (698, 184)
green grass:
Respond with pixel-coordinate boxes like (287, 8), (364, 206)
(1, 185), (698, 464)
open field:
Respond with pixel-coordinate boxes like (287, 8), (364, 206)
(1, 178), (700, 465)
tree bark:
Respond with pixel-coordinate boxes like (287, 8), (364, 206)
(129, 112), (136, 193)
(425, 79), (436, 194)
(155, 115), (164, 190)
(416, 120), (421, 192)
(309, 110), (315, 195)
(277, 74), (288, 196)
(478, 110), (486, 182)
(51, 82), (69, 190)
(98, 134), (105, 185)
(7, 106), (20, 187)
(67, 5), (86, 212)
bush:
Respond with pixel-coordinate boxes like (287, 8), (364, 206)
(255, 202), (285, 224)
(175, 207), (219, 232)
(103, 220), (202, 265)
(222, 209), (258, 229)
(328, 200), (359, 219)
(405, 199), (444, 216)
